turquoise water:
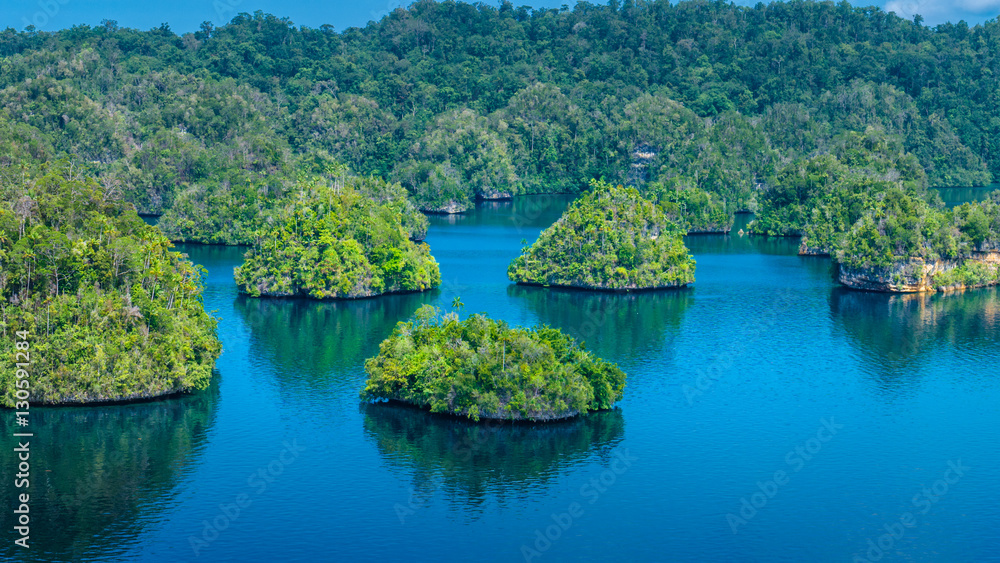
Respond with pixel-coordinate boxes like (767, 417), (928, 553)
(934, 184), (999, 207)
(4, 196), (999, 562)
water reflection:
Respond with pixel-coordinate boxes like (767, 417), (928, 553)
(0, 380), (219, 562)
(933, 185), (999, 208)
(233, 292), (437, 383)
(507, 284), (693, 358)
(684, 213), (801, 256)
(830, 287), (1000, 385)
(425, 194), (577, 230)
(362, 403), (624, 512)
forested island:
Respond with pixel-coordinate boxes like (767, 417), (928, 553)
(233, 175), (441, 299)
(508, 182), (695, 290)
(2, 0), (1000, 414)
(749, 129), (1000, 292)
(836, 189), (1000, 292)
(0, 162), (221, 406)
(360, 305), (626, 421)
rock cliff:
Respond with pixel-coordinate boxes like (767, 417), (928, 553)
(838, 251), (1000, 293)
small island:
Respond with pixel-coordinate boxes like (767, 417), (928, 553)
(508, 181), (695, 290)
(360, 305), (626, 421)
(748, 129), (1000, 294)
(234, 178), (441, 299)
(0, 164), (222, 407)
(837, 189), (1000, 292)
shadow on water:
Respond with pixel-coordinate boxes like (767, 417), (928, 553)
(172, 243), (247, 283)
(830, 287), (1000, 390)
(506, 284), (693, 359)
(0, 376), (220, 562)
(683, 213), (802, 256)
(233, 291), (438, 385)
(933, 185), (999, 208)
(361, 403), (624, 516)
(425, 194), (577, 230)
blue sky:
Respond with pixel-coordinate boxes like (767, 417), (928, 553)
(7, 0), (1000, 34)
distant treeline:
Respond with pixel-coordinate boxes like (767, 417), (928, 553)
(1, 0), (998, 242)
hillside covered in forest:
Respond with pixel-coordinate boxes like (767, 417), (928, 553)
(1, 0), (998, 243)
(509, 181), (695, 290)
(0, 161), (221, 406)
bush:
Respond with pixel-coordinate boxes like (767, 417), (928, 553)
(360, 306), (626, 421)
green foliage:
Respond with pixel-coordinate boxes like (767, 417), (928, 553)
(0, 384), (217, 558)
(4, 2), (1000, 242)
(646, 182), (733, 233)
(754, 128), (927, 240)
(0, 163), (221, 406)
(508, 181), (695, 290)
(931, 260), (1000, 289)
(838, 188), (963, 270)
(234, 177), (441, 299)
(154, 155), (429, 245)
(837, 189), (1000, 290)
(393, 108), (521, 212)
(360, 306), (626, 421)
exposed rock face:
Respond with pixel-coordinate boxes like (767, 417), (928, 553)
(687, 224), (732, 235)
(478, 189), (513, 200)
(420, 199), (469, 214)
(798, 240), (830, 256)
(838, 251), (1000, 293)
(626, 142), (658, 186)
(838, 260), (952, 292)
(513, 280), (690, 292)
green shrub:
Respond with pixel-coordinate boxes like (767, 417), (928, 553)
(360, 306), (626, 421)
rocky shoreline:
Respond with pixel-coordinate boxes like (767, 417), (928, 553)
(513, 280), (690, 292)
(838, 249), (1000, 293)
(798, 240), (831, 256)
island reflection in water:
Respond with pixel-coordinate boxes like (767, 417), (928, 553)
(0, 380), (219, 562)
(233, 291), (437, 383)
(426, 194), (577, 230)
(830, 286), (1000, 384)
(362, 403), (624, 515)
(507, 284), (693, 358)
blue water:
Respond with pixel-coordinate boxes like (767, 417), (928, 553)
(4, 198), (999, 562)
(934, 185), (999, 207)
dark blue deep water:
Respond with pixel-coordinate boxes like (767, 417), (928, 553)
(4, 196), (999, 562)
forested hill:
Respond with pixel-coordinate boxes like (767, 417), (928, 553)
(1, 0), (998, 240)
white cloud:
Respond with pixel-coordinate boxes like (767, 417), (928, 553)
(885, 0), (1000, 23)
(960, 0), (1000, 11)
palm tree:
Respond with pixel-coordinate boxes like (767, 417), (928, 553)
(451, 296), (464, 313)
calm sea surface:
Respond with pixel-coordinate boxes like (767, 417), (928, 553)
(4, 196), (999, 562)
(934, 184), (999, 207)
